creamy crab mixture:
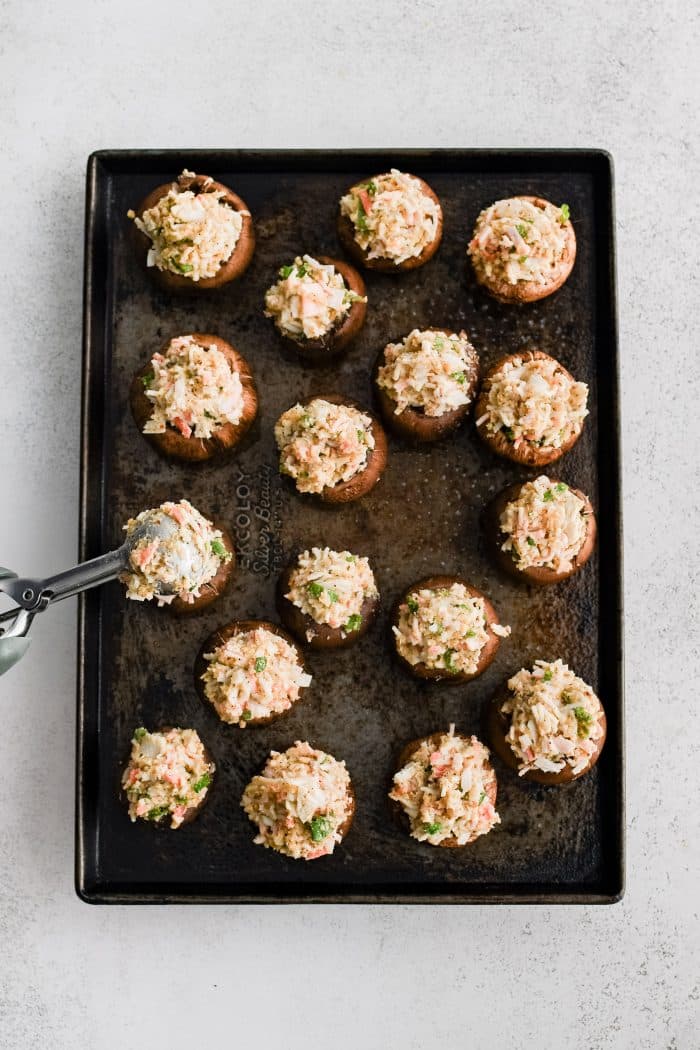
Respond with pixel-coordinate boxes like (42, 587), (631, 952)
(286, 548), (377, 639)
(502, 659), (604, 776)
(339, 169), (440, 264)
(500, 476), (588, 572)
(264, 255), (366, 341)
(477, 355), (588, 451)
(390, 726), (500, 846)
(201, 626), (312, 727)
(241, 741), (352, 860)
(275, 398), (375, 494)
(394, 582), (509, 675)
(142, 335), (244, 440)
(129, 170), (247, 281)
(122, 499), (231, 606)
(122, 727), (214, 829)
(468, 197), (571, 286)
(377, 328), (478, 417)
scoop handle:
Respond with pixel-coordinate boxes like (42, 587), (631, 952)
(0, 546), (127, 610)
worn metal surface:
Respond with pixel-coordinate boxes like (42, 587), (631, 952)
(77, 150), (623, 903)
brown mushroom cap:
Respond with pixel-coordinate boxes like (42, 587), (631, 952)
(392, 574), (503, 684)
(130, 334), (258, 463)
(193, 619), (310, 727)
(122, 726), (215, 828)
(131, 172), (255, 291)
(390, 731), (498, 847)
(485, 689), (607, 785)
(269, 256), (367, 364)
(336, 173), (443, 272)
(278, 393), (388, 504)
(474, 349), (586, 467)
(485, 480), (597, 585)
(276, 561), (379, 650)
(168, 524), (235, 616)
(470, 195), (576, 304)
(373, 327), (480, 443)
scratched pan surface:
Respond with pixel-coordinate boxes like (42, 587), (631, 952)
(77, 150), (623, 903)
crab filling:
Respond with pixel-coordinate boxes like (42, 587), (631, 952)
(202, 626), (312, 727)
(477, 355), (588, 450)
(502, 659), (604, 776)
(142, 335), (244, 440)
(275, 398), (375, 494)
(286, 547), (377, 640)
(129, 170), (247, 281)
(393, 582), (509, 675)
(122, 727), (214, 829)
(122, 499), (231, 606)
(264, 254), (365, 341)
(340, 169), (440, 263)
(241, 741), (352, 860)
(468, 197), (571, 286)
(390, 726), (499, 845)
(377, 328), (478, 417)
(499, 476), (588, 572)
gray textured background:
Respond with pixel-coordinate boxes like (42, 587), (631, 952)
(0, 1), (697, 1046)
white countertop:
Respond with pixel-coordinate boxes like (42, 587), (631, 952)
(1, 1), (698, 1046)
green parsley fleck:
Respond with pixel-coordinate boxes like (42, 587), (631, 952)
(478, 791), (487, 805)
(555, 482), (568, 492)
(296, 261), (309, 278)
(241, 710), (253, 721)
(365, 180), (378, 196)
(503, 426), (515, 441)
(543, 669), (553, 681)
(141, 371), (154, 389)
(134, 727), (147, 742)
(357, 428), (366, 444)
(328, 588), (339, 603)
(423, 821), (442, 835)
(433, 335), (444, 350)
(543, 489), (554, 502)
(443, 648), (459, 673)
(346, 554), (356, 562)
(279, 263), (295, 278)
(356, 196), (369, 233)
(171, 260), (194, 274)
(450, 371), (466, 384)
(407, 597), (419, 614)
(146, 805), (170, 821)
(307, 581), (324, 599)
(210, 538), (231, 561)
(193, 773), (212, 793)
(254, 656), (267, 673)
(516, 223), (529, 239)
(345, 613), (363, 633)
(526, 536), (536, 546)
(559, 203), (570, 223)
(308, 815), (333, 842)
(573, 706), (593, 737)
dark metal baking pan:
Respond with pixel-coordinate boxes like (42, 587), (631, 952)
(77, 149), (623, 903)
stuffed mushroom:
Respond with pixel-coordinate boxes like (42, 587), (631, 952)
(264, 254), (367, 363)
(277, 547), (379, 649)
(392, 575), (509, 683)
(274, 394), (387, 503)
(121, 726), (215, 829)
(389, 725), (500, 846)
(475, 350), (589, 466)
(337, 169), (443, 272)
(486, 659), (607, 784)
(130, 333), (258, 462)
(241, 741), (355, 860)
(128, 169), (254, 290)
(468, 196), (576, 303)
(486, 475), (597, 584)
(195, 620), (311, 727)
(121, 499), (235, 614)
(374, 327), (480, 442)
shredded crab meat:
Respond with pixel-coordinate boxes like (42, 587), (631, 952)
(122, 727), (214, 829)
(122, 499), (230, 606)
(201, 627), (311, 727)
(502, 659), (604, 776)
(241, 741), (352, 860)
(340, 169), (440, 263)
(468, 197), (570, 286)
(142, 335), (244, 440)
(393, 582), (509, 675)
(377, 328), (478, 417)
(478, 355), (588, 450)
(275, 398), (375, 494)
(389, 726), (499, 845)
(500, 476), (588, 572)
(286, 547), (377, 638)
(264, 254), (365, 341)
(129, 169), (247, 281)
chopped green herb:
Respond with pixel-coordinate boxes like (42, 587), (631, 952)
(328, 588), (339, 603)
(254, 656), (267, 673)
(478, 791), (487, 805)
(519, 255), (528, 264)
(573, 706), (592, 737)
(210, 538), (231, 561)
(308, 815), (333, 842)
(503, 426), (515, 441)
(423, 821), (442, 835)
(134, 727), (147, 742)
(443, 648), (458, 673)
(296, 261), (309, 278)
(171, 260), (194, 274)
(279, 263), (295, 278)
(204, 409), (216, 419)
(299, 413), (314, 429)
(450, 371), (466, 384)
(433, 335), (444, 350)
(141, 371), (154, 389)
(146, 805), (170, 821)
(345, 613), (363, 633)
(465, 629), (476, 638)
(307, 581), (324, 599)
(365, 180), (378, 196)
(559, 203), (570, 223)
(356, 196), (369, 233)
(346, 554), (356, 562)
(241, 710), (253, 721)
(555, 482), (568, 492)
(357, 428), (367, 444)
(526, 536), (536, 546)
(407, 597), (419, 614)
(543, 489), (554, 502)
(193, 773), (212, 793)
(516, 223), (529, 238)
(543, 669), (553, 681)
